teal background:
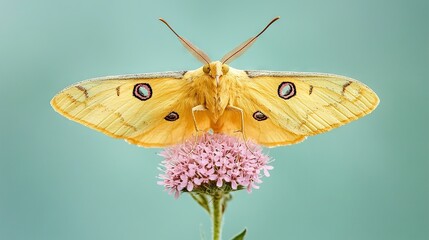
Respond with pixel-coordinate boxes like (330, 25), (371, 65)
(1, 0), (428, 239)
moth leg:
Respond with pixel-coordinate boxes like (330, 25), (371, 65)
(190, 105), (208, 152)
(192, 105), (207, 132)
(226, 105), (253, 152)
(226, 105), (245, 132)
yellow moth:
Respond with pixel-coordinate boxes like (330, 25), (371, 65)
(51, 17), (379, 147)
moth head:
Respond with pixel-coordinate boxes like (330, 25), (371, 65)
(203, 61), (230, 85)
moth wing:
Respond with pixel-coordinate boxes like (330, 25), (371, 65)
(215, 71), (379, 147)
(51, 71), (210, 147)
(213, 107), (307, 147)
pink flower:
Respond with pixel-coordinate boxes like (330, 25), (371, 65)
(157, 134), (273, 198)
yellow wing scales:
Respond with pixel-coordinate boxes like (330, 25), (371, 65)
(220, 70), (379, 146)
(52, 67), (378, 148)
(51, 72), (211, 147)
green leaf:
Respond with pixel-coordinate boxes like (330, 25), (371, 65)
(231, 229), (247, 240)
(189, 192), (210, 214)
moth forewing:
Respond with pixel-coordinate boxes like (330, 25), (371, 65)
(239, 71), (379, 139)
(50, 71), (209, 147)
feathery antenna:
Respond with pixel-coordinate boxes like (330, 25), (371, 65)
(221, 17), (280, 64)
(159, 18), (211, 65)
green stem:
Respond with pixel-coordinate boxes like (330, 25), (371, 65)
(212, 192), (223, 240)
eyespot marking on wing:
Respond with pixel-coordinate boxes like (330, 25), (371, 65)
(133, 83), (152, 101)
(164, 112), (179, 121)
(116, 86), (121, 96)
(278, 82), (296, 100)
(309, 85), (313, 95)
(253, 111), (268, 121)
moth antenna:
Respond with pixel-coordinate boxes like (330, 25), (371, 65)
(221, 17), (280, 64)
(159, 18), (211, 65)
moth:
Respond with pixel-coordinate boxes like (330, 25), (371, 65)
(51, 17), (379, 147)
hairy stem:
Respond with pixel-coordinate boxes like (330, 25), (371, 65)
(212, 192), (223, 240)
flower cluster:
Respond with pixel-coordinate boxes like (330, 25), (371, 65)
(158, 134), (273, 198)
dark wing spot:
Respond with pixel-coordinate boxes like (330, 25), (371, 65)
(133, 83), (152, 101)
(309, 85), (313, 95)
(116, 86), (120, 96)
(164, 112), (179, 121)
(253, 111), (268, 121)
(342, 81), (352, 94)
(278, 82), (296, 100)
(75, 86), (89, 98)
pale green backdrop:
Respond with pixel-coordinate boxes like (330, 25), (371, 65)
(0, 0), (427, 239)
